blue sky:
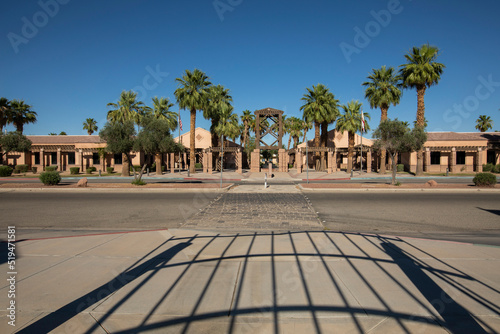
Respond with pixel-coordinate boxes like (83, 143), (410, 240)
(1, 0), (499, 139)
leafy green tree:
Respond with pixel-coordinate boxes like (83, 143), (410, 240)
(107, 90), (147, 175)
(362, 65), (402, 174)
(134, 116), (182, 177)
(147, 97), (178, 131)
(373, 119), (427, 185)
(0, 98), (11, 133)
(10, 100), (37, 133)
(0, 131), (32, 164)
(399, 44), (445, 175)
(99, 120), (136, 177)
(59, 131), (67, 135)
(475, 115), (493, 132)
(48, 132), (57, 135)
(301, 84), (339, 170)
(83, 118), (98, 135)
(336, 100), (370, 172)
(174, 69), (212, 173)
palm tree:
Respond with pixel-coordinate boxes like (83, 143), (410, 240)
(363, 65), (402, 174)
(174, 69), (212, 174)
(148, 97), (178, 131)
(400, 44), (445, 175)
(107, 90), (146, 176)
(203, 85), (232, 148)
(0, 97), (11, 133)
(300, 84), (339, 170)
(301, 119), (312, 144)
(288, 117), (303, 149)
(476, 115), (493, 132)
(336, 100), (370, 172)
(83, 118), (98, 135)
(214, 104), (239, 170)
(9, 100), (37, 133)
(240, 110), (254, 149)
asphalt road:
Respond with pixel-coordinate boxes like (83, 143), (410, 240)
(1, 190), (499, 245)
(304, 191), (500, 246)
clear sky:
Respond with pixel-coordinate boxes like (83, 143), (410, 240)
(1, 0), (499, 139)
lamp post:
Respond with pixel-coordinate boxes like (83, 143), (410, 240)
(306, 136), (309, 184)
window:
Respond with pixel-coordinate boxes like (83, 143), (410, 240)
(34, 152), (40, 165)
(487, 150), (496, 164)
(67, 152), (75, 165)
(93, 152), (100, 165)
(456, 151), (466, 165)
(114, 153), (122, 165)
(430, 152), (440, 165)
(51, 152), (57, 165)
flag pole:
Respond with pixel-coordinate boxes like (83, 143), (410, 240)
(178, 111), (181, 174)
(360, 110), (364, 174)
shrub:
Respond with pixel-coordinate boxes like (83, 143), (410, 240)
(130, 165), (142, 172)
(16, 164), (29, 173)
(131, 179), (146, 186)
(397, 164), (404, 172)
(39, 171), (61, 185)
(70, 167), (80, 174)
(0, 166), (13, 177)
(482, 163), (494, 172)
(493, 165), (500, 173)
(195, 163), (202, 169)
(90, 166), (97, 172)
(13, 167), (20, 174)
(473, 172), (497, 187)
(86, 168), (93, 174)
(45, 166), (57, 172)
(106, 167), (114, 174)
(31, 166), (37, 174)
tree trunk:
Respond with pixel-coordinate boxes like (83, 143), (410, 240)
(121, 153), (129, 176)
(320, 122), (328, 171)
(243, 123), (248, 149)
(391, 152), (397, 185)
(155, 153), (162, 175)
(189, 108), (196, 174)
(287, 135), (292, 150)
(314, 122), (320, 170)
(347, 132), (354, 172)
(415, 86), (426, 176)
(379, 105), (389, 174)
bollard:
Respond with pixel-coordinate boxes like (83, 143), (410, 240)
(188, 169), (190, 177)
(99, 170), (101, 177)
(446, 168), (449, 177)
(350, 169), (353, 177)
(264, 173), (267, 189)
(147, 168), (149, 177)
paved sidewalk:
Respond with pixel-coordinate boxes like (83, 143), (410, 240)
(2, 228), (499, 333)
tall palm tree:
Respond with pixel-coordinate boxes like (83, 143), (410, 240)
(363, 65), (402, 174)
(0, 97), (11, 133)
(301, 119), (312, 144)
(83, 118), (98, 135)
(240, 110), (254, 149)
(148, 97), (178, 131)
(174, 69), (212, 174)
(475, 115), (493, 132)
(9, 100), (37, 133)
(107, 90), (146, 176)
(203, 85), (232, 148)
(288, 117), (303, 149)
(336, 100), (370, 172)
(400, 44), (445, 175)
(300, 84), (338, 170)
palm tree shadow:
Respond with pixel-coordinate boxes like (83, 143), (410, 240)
(381, 242), (487, 333)
(477, 207), (500, 217)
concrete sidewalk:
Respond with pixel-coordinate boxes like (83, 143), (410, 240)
(2, 229), (499, 333)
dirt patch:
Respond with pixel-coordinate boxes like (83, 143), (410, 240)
(0, 183), (232, 189)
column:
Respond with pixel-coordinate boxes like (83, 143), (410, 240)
(297, 151), (303, 173)
(183, 153), (187, 169)
(367, 149), (372, 173)
(278, 148), (286, 172)
(208, 152), (213, 174)
(332, 149), (337, 172)
(57, 148), (61, 171)
(450, 147), (456, 173)
(170, 153), (175, 173)
(237, 151), (243, 174)
(250, 149), (260, 172)
(327, 151), (333, 174)
(476, 148), (482, 172)
(40, 149), (45, 170)
(425, 148), (431, 172)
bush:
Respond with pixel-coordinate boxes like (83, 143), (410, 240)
(106, 167), (114, 174)
(397, 164), (404, 172)
(16, 164), (29, 173)
(130, 165), (142, 172)
(131, 179), (146, 186)
(90, 166), (97, 172)
(195, 163), (202, 169)
(0, 166), (13, 177)
(473, 172), (497, 187)
(482, 163), (494, 172)
(13, 167), (20, 174)
(31, 166), (37, 174)
(493, 165), (500, 173)
(45, 166), (57, 172)
(39, 171), (61, 185)
(86, 168), (93, 174)
(70, 167), (80, 174)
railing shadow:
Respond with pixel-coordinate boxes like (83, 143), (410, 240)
(17, 230), (500, 334)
